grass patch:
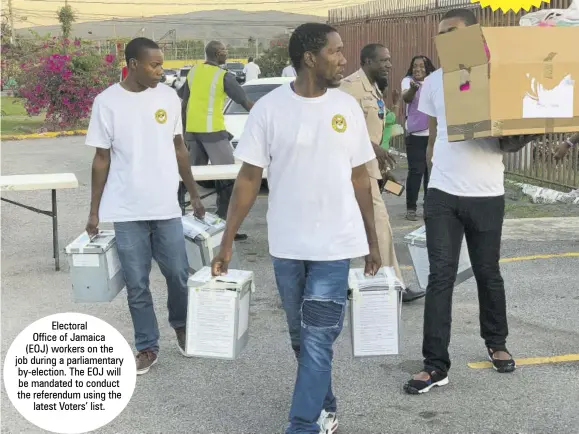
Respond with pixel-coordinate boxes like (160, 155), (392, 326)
(1, 97), (45, 137)
(1, 97), (28, 116)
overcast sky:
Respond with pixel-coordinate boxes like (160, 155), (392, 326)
(10, 0), (363, 28)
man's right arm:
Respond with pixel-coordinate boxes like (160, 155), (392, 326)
(85, 98), (112, 235)
(212, 104), (269, 275)
(89, 149), (110, 218)
(224, 73), (253, 112)
(219, 162), (263, 251)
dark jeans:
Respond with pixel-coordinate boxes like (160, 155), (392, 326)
(114, 218), (189, 353)
(423, 188), (507, 374)
(405, 134), (429, 211)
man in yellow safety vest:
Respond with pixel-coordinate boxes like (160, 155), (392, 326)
(179, 40), (254, 240)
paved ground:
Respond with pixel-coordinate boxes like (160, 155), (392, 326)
(2, 137), (579, 434)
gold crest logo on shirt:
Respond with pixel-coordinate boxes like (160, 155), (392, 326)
(155, 109), (167, 124)
(331, 114), (347, 133)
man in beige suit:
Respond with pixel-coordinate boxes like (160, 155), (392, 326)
(341, 43), (425, 302)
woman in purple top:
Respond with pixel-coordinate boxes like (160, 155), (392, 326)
(401, 55), (436, 221)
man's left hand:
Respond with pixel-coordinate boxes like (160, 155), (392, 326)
(364, 246), (381, 276)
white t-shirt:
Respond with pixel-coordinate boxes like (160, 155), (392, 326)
(418, 69), (504, 197)
(85, 83), (183, 222)
(401, 76), (429, 137)
(281, 65), (296, 77)
(243, 62), (261, 82)
(233, 84), (375, 261)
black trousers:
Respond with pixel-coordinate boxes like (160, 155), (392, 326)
(405, 134), (429, 211)
(423, 188), (508, 374)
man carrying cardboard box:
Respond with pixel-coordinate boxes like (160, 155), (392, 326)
(403, 9), (538, 395)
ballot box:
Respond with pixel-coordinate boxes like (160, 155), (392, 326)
(403, 225), (473, 291)
(185, 266), (255, 360)
(65, 230), (126, 303)
(181, 212), (240, 274)
(348, 267), (404, 357)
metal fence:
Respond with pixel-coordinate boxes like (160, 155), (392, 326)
(328, 0), (578, 189)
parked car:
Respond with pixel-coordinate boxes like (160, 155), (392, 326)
(174, 66), (192, 92)
(224, 77), (294, 187)
(163, 69), (178, 87)
(221, 62), (246, 84)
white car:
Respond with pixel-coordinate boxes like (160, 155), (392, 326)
(174, 66), (192, 91)
(224, 77), (295, 153)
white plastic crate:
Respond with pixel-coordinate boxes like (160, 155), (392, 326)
(65, 230), (126, 303)
(181, 212), (240, 274)
(404, 225), (473, 291)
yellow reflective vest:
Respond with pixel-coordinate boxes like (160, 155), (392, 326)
(185, 63), (227, 133)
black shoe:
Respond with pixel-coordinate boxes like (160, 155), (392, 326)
(402, 287), (426, 303)
(234, 233), (248, 241)
(406, 210), (419, 221)
(403, 370), (449, 395)
(487, 347), (516, 373)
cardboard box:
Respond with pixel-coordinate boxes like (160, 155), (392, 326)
(435, 25), (579, 142)
(181, 212), (240, 274)
(185, 266), (254, 360)
(403, 225), (473, 291)
(348, 267), (403, 357)
(65, 230), (126, 303)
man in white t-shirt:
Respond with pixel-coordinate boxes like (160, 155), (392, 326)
(243, 56), (261, 82)
(403, 9), (540, 395)
(85, 37), (205, 376)
(281, 62), (297, 77)
(210, 23), (380, 434)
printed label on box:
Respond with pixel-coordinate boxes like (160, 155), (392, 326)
(188, 289), (236, 358)
(352, 290), (399, 356)
(72, 254), (100, 267)
(522, 74), (574, 119)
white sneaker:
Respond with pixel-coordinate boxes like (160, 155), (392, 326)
(318, 409), (338, 434)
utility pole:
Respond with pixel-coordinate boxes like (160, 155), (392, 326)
(8, 0), (16, 44)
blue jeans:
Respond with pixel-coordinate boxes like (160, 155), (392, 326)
(114, 218), (189, 353)
(272, 257), (350, 434)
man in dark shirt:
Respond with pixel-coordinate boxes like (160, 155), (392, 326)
(178, 40), (253, 241)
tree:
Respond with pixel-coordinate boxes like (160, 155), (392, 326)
(57, 5), (76, 40)
(17, 38), (120, 130)
(255, 44), (289, 77)
(1, 18), (12, 46)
